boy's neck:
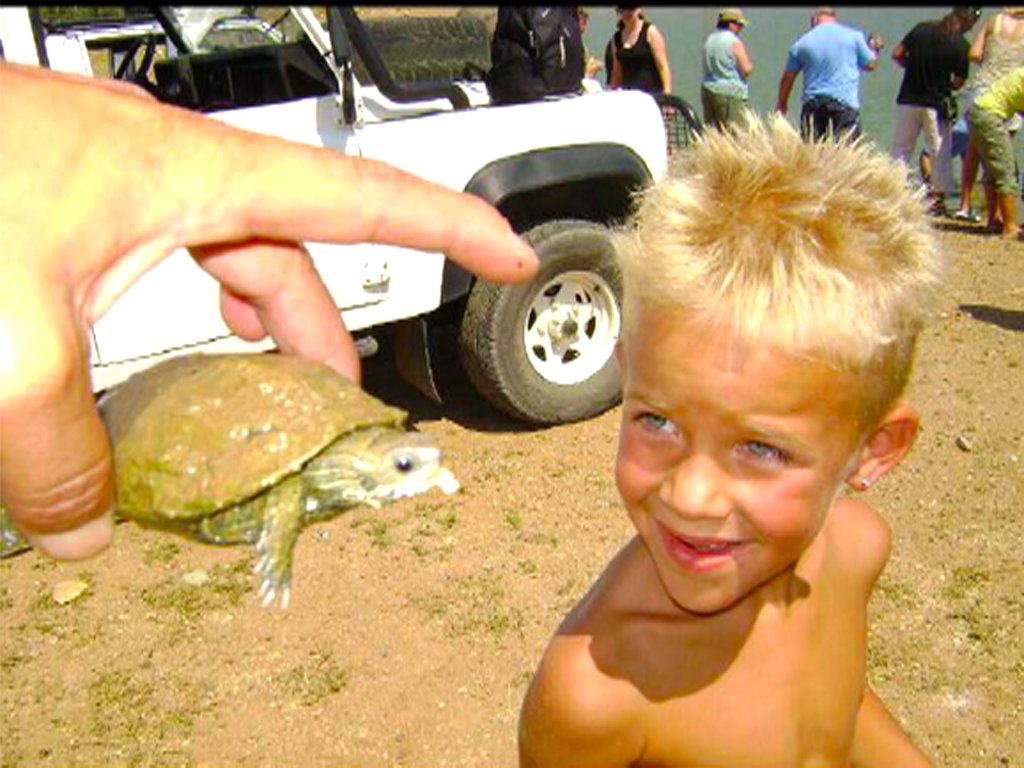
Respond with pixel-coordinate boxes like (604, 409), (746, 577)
(636, 536), (807, 633)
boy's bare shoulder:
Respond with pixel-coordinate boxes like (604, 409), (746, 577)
(520, 631), (646, 761)
(816, 496), (893, 593)
(519, 540), (652, 766)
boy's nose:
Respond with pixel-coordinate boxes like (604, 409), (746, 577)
(661, 454), (733, 520)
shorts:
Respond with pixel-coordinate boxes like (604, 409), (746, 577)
(700, 87), (748, 131)
(891, 104), (956, 195)
(800, 95), (861, 142)
(969, 102), (1020, 198)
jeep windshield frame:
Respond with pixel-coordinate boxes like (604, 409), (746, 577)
(144, 7), (337, 112)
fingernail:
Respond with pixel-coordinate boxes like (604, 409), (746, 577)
(511, 234), (539, 269)
(29, 511), (114, 561)
(324, 352), (361, 384)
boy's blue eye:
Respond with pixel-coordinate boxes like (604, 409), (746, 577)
(639, 412), (677, 435)
(742, 440), (788, 465)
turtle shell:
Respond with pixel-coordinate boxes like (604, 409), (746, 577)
(101, 353), (406, 522)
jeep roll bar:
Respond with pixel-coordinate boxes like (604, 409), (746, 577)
(327, 7), (471, 111)
(150, 6), (192, 55)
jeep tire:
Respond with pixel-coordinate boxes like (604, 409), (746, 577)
(458, 220), (623, 425)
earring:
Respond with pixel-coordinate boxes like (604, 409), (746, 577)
(857, 477), (872, 491)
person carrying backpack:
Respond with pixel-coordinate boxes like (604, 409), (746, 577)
(487, 7), (585, 105)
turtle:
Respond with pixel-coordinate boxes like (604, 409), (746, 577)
(0, 353), (460, 607)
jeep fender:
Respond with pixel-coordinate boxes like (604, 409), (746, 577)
(441, 142), (654, 302)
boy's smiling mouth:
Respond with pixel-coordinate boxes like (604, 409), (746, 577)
(657, 523), (749, 571)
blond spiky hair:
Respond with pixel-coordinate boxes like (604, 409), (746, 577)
(615, 113), (945, 426)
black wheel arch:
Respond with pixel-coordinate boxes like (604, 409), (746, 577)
(439, 143), (653, 303)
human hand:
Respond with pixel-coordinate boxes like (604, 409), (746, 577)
(868, 33), (885, 53)
(0, 63), (537, 561)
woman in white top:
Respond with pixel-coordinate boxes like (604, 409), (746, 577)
(953, 7), (1024, 221)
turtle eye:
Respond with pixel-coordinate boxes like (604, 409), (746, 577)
(393, 453), (417, 473)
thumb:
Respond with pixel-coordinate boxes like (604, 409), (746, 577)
(0, 276), (115, 559)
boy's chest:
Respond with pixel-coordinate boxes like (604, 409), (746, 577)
(633, 590), (869, 767)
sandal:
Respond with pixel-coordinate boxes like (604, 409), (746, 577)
(951, 210), (981, 223)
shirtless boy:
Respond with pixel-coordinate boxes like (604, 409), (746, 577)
(518, 114), (943, 767)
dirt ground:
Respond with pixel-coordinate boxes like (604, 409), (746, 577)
(0, 222), (1021, 767)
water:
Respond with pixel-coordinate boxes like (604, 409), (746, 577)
(585, 6), (1022, 174)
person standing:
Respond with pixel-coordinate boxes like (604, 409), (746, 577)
(609, 6), (672, 94)
(776, 7), (884, 141)
(952, 7), (1024, 222)
(890, 6), (981, 215)
(486, 7), (584, 105)
(968, 67), (1024, 238)
(700, 7), (753, 129)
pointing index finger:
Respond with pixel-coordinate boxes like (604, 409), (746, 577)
(160, 118), (538, 284)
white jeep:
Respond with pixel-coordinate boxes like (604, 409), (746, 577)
(1, 6), (700, 424)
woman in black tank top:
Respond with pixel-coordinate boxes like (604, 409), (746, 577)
(610, 7), (672, 94)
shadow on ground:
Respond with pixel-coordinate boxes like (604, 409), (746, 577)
(930, 219), (992, 235)
(357, 325), (545, 435)
(958, 304), (1024, 332)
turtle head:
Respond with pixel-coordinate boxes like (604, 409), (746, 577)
(302, 427), (459, 518)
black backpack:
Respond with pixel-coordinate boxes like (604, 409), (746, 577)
(486, 7), (584, 105)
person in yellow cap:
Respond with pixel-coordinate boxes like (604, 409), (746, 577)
(700, 8), (754, 129)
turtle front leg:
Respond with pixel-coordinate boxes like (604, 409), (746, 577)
(252, 476), (306, 609)
(0, 506), (32, 558)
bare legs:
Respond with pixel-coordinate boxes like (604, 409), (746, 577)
(956, 129), (981, 219)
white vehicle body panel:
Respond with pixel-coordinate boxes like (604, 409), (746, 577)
(355, 89), (668, 186)
(90, 93), (443, 389)
(0, 6), (40, 65)
(44, 32), (96, 74)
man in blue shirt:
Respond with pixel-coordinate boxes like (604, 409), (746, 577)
(775, 7), (884, 141)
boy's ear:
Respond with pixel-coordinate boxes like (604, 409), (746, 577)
(846, 403), (919, 491)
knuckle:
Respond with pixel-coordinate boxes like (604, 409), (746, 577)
(2, 452), (113, 535)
